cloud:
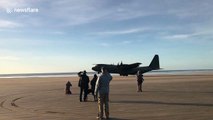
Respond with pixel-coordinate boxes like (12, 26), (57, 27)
(164, 34), (192, 40)
(0, 0), (28, 9)
(163, 30), (213, 41)
(43, 0), (108, 26)
(166, 1), (213, 19)
(0, 38), (53, 48)
(0, 56), (20, 61)
(100, 43), (110, 47)
(0, 19), (22, 28)
(2, 0), (213, 28)
(8, 0), (159, 27)
(92, 28), (150, 36)
(50, 31), (65, 35)
(122, 40), (132, 44)
(0, 0), (103, 27)
(47, 0), (163, 25)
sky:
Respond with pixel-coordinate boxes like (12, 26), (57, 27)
(0, 0), (213, 74)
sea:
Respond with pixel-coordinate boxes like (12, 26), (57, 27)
(0, 72), (95, 78)
(0, 69), (213, 78)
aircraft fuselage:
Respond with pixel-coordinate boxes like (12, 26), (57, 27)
(92, 55), (160, 76)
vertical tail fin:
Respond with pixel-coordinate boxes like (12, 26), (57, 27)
(149, 55), (160, 70)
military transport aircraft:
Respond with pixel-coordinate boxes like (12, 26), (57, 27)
(92, 54), (160, 76)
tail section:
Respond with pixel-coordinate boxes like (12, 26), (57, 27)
(149, 54), (160, 70)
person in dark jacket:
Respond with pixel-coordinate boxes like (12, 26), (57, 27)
(65, 81), (72, 94)
(136, 71), (144, 92)
(78, 70), (90, 102)
(90, 74), (98, 101)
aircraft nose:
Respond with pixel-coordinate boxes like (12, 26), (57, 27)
(92, 67), (96, 71)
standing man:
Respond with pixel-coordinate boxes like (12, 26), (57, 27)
(91, 74), (98, 101)
(136, 70), (144, 92)
(78, 70), (90, 102)
(95, 67), (112, 119)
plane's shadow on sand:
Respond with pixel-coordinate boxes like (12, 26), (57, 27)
(107, 118), (131, 120)
(111, 100), (213, 107)
(111, 90), (213, 96)
(144, 90), (213, 94)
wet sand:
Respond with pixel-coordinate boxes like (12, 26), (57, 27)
(0, 74), (213, 120)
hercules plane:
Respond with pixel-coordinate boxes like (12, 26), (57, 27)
(92, 55), (160, 76)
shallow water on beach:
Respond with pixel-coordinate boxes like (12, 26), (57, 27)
(0, 69), (213, 78)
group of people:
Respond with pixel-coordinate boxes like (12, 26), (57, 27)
(77, 68), (113, 119)
(78, 70), (98, 102)
(65, 68), (144, 120)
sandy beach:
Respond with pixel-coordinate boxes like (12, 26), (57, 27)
(0, 74), (213, 120)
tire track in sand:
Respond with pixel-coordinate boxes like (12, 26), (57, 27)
(11, 97), (24, 107)
(0, 99), (12, 111)
(0, 95), (26, 111)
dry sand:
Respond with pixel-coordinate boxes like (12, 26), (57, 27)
(0, 74), (213, 120)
